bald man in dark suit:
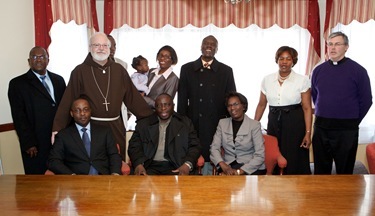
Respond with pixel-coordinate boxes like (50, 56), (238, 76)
(8, 46), (66, 174)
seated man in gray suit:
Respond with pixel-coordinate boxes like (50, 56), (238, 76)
(128, 93), (201, 175)
(48, 98), (122, 175)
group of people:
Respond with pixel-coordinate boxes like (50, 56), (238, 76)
(8, 31), (372, 176)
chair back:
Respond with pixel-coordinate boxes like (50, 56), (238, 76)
(366, 143), (375, 174)
(263, 134), (287, 175)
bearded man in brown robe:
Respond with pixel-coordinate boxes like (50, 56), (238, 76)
(53, 32), (153, 161)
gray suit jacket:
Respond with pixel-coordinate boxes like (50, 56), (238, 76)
(210, 115), (265, 174)
(144, 69), (179, 107)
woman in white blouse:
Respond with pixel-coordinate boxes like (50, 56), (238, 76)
(254, 46), (312, 175)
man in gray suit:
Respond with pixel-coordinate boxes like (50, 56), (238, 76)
(48, 98), (122, 175)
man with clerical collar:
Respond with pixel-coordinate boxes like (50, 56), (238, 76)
(311, 31), (372, 174)
(128, 93), (201, 175)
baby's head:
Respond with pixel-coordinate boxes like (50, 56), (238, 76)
(131, 55), (149, 74)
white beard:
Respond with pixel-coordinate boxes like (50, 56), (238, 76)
(92, 52), (110, 62)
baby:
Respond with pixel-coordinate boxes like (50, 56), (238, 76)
(130, 55), (150, 95)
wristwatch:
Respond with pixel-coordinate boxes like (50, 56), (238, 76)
(184, 161), (193, 171)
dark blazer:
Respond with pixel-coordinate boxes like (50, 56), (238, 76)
(48, 123), (122, 175)
(128, 112), (201, 171)
(8, 69), (66, 174)
(177, 57), (236, 161)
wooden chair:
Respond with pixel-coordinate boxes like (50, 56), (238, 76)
(366, 142), (375, 174)
(211, 134), (286, 175)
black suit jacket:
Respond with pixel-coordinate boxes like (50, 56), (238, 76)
(128, 112), (201, 171)
(177, 57), (236, 161)
(48, 123), (122, 175)
(8, 69), (66, 174)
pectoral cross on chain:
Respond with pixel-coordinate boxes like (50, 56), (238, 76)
(103, 98), (110, 111)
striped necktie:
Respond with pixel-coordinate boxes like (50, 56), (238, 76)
(40, 75), (51, 94)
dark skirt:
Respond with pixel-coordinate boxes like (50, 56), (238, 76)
(267, 104), (311, 175)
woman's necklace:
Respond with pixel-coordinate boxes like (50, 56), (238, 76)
(278, 72), (290, 83)
(91, 66), (111, 111)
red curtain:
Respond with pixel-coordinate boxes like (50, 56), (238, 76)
(34, 0), (53, 49)
(324, 0), (375, 38)
(34, 0), (99, 49)
(323, 0), (375, 58)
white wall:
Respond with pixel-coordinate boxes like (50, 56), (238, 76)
(0, 0), (34, 124)
(0, 0), (33, 174)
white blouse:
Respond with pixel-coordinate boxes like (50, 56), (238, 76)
(261, 70), (310, 106)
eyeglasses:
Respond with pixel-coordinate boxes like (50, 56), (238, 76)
(31, 55), (48, 61)
(157, 54), (171, 60)
(227, 102), (241, 108)
(91, 43), (110, 49)
(327, 42), (346, 47)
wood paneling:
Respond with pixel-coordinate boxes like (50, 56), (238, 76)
(0, 123), (14, 133)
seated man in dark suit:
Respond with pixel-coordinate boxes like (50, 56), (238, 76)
(48, 98), (122, 175)
(128, 93), (201, 175)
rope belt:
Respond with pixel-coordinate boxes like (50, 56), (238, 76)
(91, 116), (120, 121)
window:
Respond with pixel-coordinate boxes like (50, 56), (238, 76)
(331, 20), (375, 143)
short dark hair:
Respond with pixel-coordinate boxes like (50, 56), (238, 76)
(70, 96), (90, 110)
(275, 46), (298, 66)
(29, 46), (49, 58)
(225, 92), (248, 113)
(131, 55), (147, 70)
(156, 45), (178, 65)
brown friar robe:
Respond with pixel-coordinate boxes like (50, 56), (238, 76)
(53, 53), (153, 159)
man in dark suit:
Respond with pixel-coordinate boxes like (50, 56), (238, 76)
(177, 35), (236, 175)
(48, 98), (122, 175)
(8, 46), (66, 174)
(128, 93), (201, 175)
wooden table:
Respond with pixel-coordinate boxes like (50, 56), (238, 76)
(0, 175), (374, 215)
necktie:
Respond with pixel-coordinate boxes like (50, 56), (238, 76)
(203, 62), (211, 69)
(81, 128), (98, 175)
(40, 75), (51, 94)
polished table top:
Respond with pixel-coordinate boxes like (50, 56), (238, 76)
(0, 175), (374, 215)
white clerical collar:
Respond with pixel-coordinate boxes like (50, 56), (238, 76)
(329, 57), (347, 66)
